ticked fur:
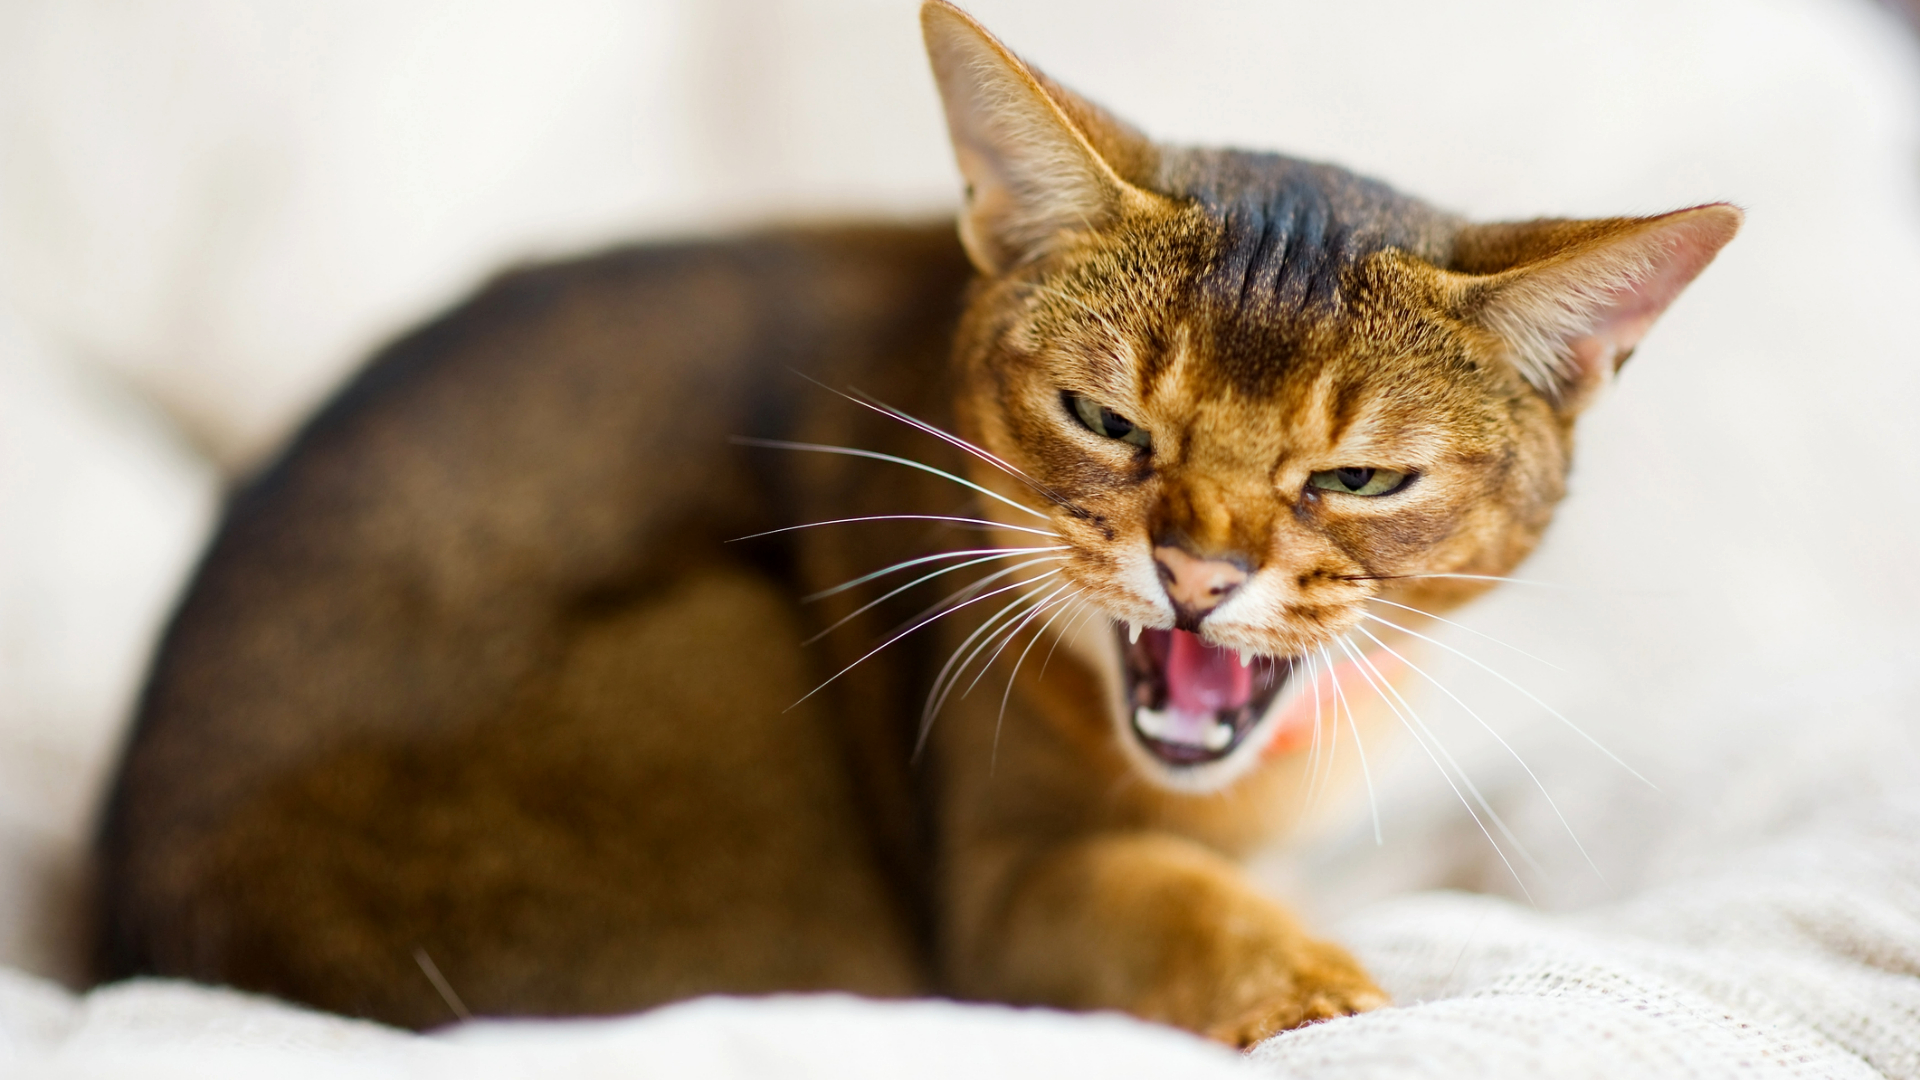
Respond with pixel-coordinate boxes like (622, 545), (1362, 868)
(96, 0), (1739, 1049)
(924, 1), (1733, 790)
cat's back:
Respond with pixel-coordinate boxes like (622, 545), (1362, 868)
(98, 223), (973, 1015)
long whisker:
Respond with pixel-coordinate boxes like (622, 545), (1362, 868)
(1038, 599), (1097, 679)
(791, 568), (1062, 713)
(961, 584), (1074, 701)
(920, 587), (1052, 735)
(1344, 635), (1540, 873)
(1065, 604), (1101, 654)
(785, 370), (1049, 491)
(1338, 636), (1533, 899)
(917, 571), (1063, 706)
(1366, 596), (1564, 672)
(841, 387), (1031, 480)
(1321, 644), (1381, 845)
(819, 380), (1089, 520)
(928, 583), (1062, 726)
(1318, 652), (1344, 810)
(1006, 590), (1082, 703)
(805, 552), (1066, 646)
(991, 587), (1083, 774)
(915, 574), (1064, 754)
(731, 514), (1058, 542)
(731, 437), (1051, 521)
(1341, 572), (1575, 589)
(1298, 651), (1327, 813)
(805, 545), (1067, 603)
(1353, 623), (1602, 881)
(1360, 611), (1654, 789)
(887, 553), (1072, 641)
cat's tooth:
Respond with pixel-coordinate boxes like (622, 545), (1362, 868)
(1204, 720), (1235, 751)
(1128, 622), (1142, 645)
(1238, 647), (1253, 667)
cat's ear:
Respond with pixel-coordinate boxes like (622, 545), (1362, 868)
(921, 1), (1160, 275)
(1450, 204), (1742, 413)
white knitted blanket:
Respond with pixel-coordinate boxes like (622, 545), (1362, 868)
(6, 801), (1915, 1077)
(3, 0), (1919, 1076)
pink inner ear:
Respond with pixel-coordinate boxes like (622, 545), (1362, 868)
(1574, 235), (1717, 372)
(1568, 311), (1658, 375)
(1543, 207), (1741, 402)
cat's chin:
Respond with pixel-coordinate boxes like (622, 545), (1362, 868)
(1121, 626), (1296, 777)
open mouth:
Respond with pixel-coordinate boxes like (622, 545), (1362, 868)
(1122, 626), (1294, 767)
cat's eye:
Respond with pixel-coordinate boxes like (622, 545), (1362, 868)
(1308, 467), (1413, 497)
(1066, 392), (1151, 450)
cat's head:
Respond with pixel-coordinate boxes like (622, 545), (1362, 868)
(921, 1), (1738, 792)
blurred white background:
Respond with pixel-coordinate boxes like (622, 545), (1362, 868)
(2, 0), (1919, 988)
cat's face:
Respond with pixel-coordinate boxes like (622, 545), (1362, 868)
(954, 203), (1566, 789)
(924, 0), (1737, 791)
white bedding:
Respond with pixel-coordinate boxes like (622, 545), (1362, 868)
(3, 0), (1918, 1076)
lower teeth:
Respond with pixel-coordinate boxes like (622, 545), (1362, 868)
(1134, 707), (1237, 753)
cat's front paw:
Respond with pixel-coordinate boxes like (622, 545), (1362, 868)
(1204, 939), (1389, 1049)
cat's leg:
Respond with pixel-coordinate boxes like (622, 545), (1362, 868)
(931, 651), (1383, 1046)
(948, 831), (1385, 1047)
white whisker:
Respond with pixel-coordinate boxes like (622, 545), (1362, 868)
(991, 588), (1083, 774)
(1338, 636), (1533, 899)
(1360, 611), (1653, 789)
(786, 371), (1053, 496)
(731, 437), (1050, 521)
(837, 385), (1042, 489)
(1318, 654), (1343, 808)
(806, 553), (1065, 646)
(731, 514), (1058, 542)
(1343, 636), (1538, 871)
(921, 591), (1046, 726)
(1353, 623), (1602, 881)
(916, 576), (1064, 753)
(1065, 604), (1100, 653)
(1322, 645), (1381, 845)
(806, 545), (1067, 603)
(962, 583), (1073, 701)
(1038, 599), (1097, 679)
(1367, 572), (1575, 589)
(1366, 596), (1564, 672)
(1298, 652), (1327, 812)
(887, 553), (1073, 640)
(791, 568), (1062, 713)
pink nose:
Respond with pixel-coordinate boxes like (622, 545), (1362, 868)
(1153, 546), (1247, 615)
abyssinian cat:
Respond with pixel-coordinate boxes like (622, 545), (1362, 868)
(97, 1), (1738, 1046)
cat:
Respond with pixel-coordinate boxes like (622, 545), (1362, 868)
(95, 0), (1738, 1047)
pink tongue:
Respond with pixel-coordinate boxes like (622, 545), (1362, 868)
(1165, 629), (1253, 716)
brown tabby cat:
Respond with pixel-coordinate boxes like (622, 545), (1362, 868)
(96, 1), (1738, 1047)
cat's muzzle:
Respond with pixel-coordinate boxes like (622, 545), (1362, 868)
(1122, 627), (1293, 766)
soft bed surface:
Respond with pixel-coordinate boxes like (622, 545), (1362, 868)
(5, 804), (1919, 1078)
(4, 0), (1920, 1076)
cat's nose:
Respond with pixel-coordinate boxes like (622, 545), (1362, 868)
(1153, 545), (1247, 619)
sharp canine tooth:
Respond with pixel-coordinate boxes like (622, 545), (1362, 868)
(1239, 647), (1253, 667)
(1128, 622), (1142, 644)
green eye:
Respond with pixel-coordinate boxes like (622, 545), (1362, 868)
(1066, 392), (1151, 450)
(1309, 467), (1413, 496)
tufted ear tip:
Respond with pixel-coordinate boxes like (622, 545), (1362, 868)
(919, 0), (1152, 276)
(1462, 202), (1742, 413)
(1684, 202), (1745, 246)
(918, 0), (976, 47)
